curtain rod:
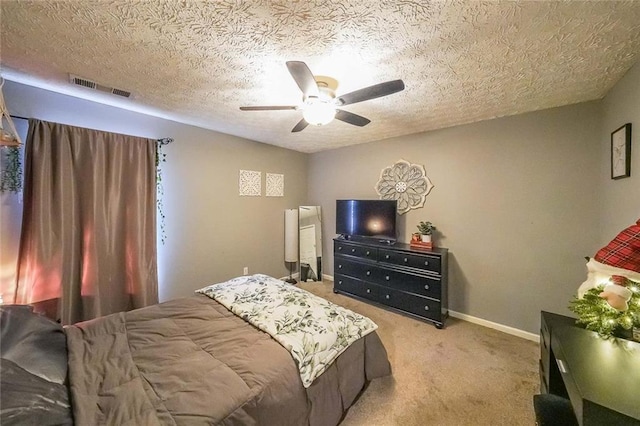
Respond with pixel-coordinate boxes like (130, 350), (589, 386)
(9, 114), (174, 144)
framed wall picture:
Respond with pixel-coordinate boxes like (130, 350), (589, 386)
(611, 123), (632, 179)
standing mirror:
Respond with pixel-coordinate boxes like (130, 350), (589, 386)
(299, 206), (322, 282)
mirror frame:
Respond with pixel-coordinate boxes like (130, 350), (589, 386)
(298, 206), (322, 282)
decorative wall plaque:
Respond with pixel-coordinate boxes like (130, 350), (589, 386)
(375, 159), (434, 214)
(239, 170), (261, 196)
(266, 173), (284, 197)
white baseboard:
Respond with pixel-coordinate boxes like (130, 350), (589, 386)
(449, 310), (539, 342)
(323, 274), (538, 342)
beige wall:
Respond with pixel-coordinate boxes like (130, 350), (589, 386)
(308, 101), (603, 334)
(599, 62), (640, 241)
(0, 81), (308, 302)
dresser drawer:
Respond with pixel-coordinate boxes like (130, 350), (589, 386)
(334, 258), (379, 281)
(335, 241), (377, 260)
(378, 249), (441, 274)
(375, 286), (442, 321)
(334, 274), (379, 300)
(372, 268), (441, 300)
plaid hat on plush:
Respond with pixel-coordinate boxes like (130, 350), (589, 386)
(594, 218), (640, 274)
(578, 218), (640, 311)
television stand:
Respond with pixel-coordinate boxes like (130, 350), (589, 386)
(333, 238), (448, 328)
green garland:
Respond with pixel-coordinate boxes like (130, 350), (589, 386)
(156, 140), (169, 245)
(0, 146), (23, 193)
(569, 280), (640, 338)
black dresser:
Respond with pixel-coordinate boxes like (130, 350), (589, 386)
(540, 311), (640, 425)
(333, 237), (448, 328)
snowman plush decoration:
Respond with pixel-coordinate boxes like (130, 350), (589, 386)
(577, 218), (640, 312)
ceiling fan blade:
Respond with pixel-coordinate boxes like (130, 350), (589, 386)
(334, 109), (371, 127)
(291, 118), (309, 133)
(336, 79), (405, 106)
(240, 106), (297, 111)
(286, 61), (319, 97)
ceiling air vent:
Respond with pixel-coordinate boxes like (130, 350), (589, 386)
(110, 88), (132, 98)
(70, 75), (96, 89)
(69, 74), (132, 98)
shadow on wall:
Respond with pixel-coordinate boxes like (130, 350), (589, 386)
(448, 253), (470, 314)
(396, 213), (407, 240)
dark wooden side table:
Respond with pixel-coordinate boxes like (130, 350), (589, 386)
(540, 311), (640, 425)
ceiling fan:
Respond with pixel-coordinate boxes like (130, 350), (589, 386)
(240, 61), (405, 133)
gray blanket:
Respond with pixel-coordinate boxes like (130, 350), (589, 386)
(65, 294), (390, 425)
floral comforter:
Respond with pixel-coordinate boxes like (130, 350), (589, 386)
(196, 274), (378, 387)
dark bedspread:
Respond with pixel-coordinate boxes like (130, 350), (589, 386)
(0, 305), (72, 425)
(65, 294), (391, 425)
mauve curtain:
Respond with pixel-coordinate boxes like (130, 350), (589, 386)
(15, 119), (158, 324)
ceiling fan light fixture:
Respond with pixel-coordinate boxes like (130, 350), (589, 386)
(240, 61), (404, 132)
(302, 98), (336, 126)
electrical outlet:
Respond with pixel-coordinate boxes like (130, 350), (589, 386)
(243, 267), (248, 275)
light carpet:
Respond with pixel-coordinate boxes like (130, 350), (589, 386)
(298, 280), (539, 426)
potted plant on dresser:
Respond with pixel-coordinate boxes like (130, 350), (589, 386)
(417, 221), (436, 243)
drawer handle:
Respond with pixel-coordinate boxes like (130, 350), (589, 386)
(366, 251), (370, 255)
(424, 284), (430, 290)
(366, 271), (371, 276)
(366, 289), (371, 294)
(424, 306), (430, 311)
(385, 254), (390, 259)
(338, 265), (342, 269)
(385, 294), (390, 299)
(403, 257), (408, 262)
(424, 261), (429, 266)
(351, 248), (356, 253)
(385, 275), (390, 281)
(338, 280), (343, 284)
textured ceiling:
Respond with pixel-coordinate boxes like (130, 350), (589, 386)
(2, 1), (640, 153)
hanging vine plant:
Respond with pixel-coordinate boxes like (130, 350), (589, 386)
(156, 138), (172, 245)
(0, 146), (23, 194)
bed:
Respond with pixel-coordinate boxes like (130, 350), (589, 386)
(0, 274), (391, 425)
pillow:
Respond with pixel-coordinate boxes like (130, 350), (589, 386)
(0, 358), (72, 425)
(1, 305), (68, 383)
(0, 305), (72, 425)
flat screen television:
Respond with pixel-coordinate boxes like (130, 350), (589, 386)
(336, 199), (397, 242)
